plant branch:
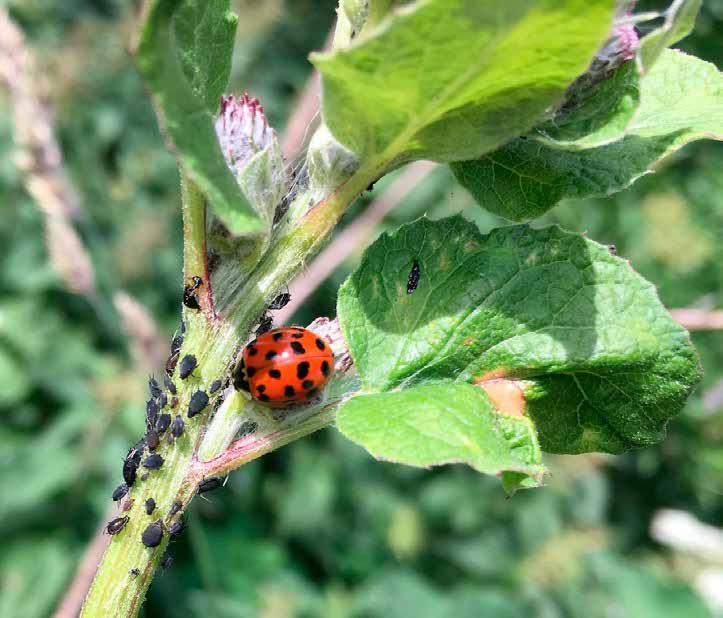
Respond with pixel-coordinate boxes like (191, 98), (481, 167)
(670, 309), (723, 331)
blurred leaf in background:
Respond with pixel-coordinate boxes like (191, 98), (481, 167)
(0, 1), (721, 617)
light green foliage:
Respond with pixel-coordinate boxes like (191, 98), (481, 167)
(337, 217), (701, 455)
(337, 383), (545, 487)
(313, 0), (617, 164)
(638, 0), (703, 73)
(452, 50), (723, 220)
(135, 0), (264, 234)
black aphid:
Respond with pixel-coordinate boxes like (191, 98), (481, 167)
(407, 259), (421, 294)
(140, 472), (149, 481)
(170, 415), (185, 438)
(146, 399), (159, 429)
(187, 390), (209, 418)
(198, 477), (223, 494)
(169, 500), (182, 516)
(129, 568), (140, 578)
(170, 396), (179, 408)
(141, 521), (163, 547)
(178, 354), (197, 380)
(168, 519), (185, 536)
(145, 498), (156, 515)
(123, 459), (138, 487)
(155, 413), (171, 434)
(143, 454), (164, 469)
(268, 292), (291, 310)
(209, 379), (222, 394)
(183, 275), (202, 310)
(112, 483), (129, 502)
(148, 376), (162, 399)
(164, 374), (177, 395)
(161, 554), (173, 570)
(255, 314), (273, 336)
(146, 429), (160, 451)
(156, 392), (168, 409)
(106, 516), (130, 535)
(166, 332), (184, 376)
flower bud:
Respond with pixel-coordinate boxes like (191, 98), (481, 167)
(215, 93), (286, 227)
(306, 125), (359, 201)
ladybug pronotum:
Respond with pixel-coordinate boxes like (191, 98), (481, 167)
(235, 327), (334, 408)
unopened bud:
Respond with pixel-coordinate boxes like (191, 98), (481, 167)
(306, 125), (359, 200)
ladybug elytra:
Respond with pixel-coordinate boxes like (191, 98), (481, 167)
(235, 327), (334, 408)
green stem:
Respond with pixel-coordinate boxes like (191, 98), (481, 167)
(81, 158), (380, 618)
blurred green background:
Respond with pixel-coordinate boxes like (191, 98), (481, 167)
(0, 1), (721, 616)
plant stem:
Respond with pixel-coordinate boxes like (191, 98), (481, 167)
(81, 155), (380, 618)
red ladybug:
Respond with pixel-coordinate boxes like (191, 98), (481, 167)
(234, 327), (334, 407)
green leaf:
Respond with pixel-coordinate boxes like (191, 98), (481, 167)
(312, 0), (617, 164)
(337, 217), (701, 456)
(337, 382), (545, 484)
(637, 0), (702, 74)
(452, 50), (722, 220)
(135, 0), (264, 234)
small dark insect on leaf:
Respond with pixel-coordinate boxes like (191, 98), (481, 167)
(170, 415), (185, 438)
(166, 333), (184, 376)
(407, 259), (421, 294)
(127, 438), (145, 464)
(178, 354), (197, 380)
(129, 568), (140, 578)
(145, 498), (156, 515)
(209, 379), (222, 394)
(112, 483), (129, 502)
(140, 473), (149, 481)
(182, 275), (202, 310)
(141, 521), (163, 547)
(255, 313), (274, 336)
(106, 516), (130, 535)
(197, 477), (223, 494)
(187, 390), (209, 418)
(607, 244), (618, 255)
(148, 376), (162, 399)
(170, 396), (179, 408)
(156, 392), (168, 409)
(268, 292), (291, 310)
(161, 554), (173, 570)
(168, 519), (185, 536)
(169, 500), (182, 516)
(155, 413), (171, 434)
(121, 498), (134, 512)
(123, 459), (138, 487)
(146, 399), (159, 429)
(164, 374), (177, 395)
(146, 429), (160, 451)
(143, 454), (164, 469)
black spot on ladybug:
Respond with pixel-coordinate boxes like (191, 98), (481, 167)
(321, 360), (330, 376)
(265, 350), (277, 360)
(141, 521), (163, 547)
(268, 292), (291, 310)
(290, 341), (306, 355)
(407, 259), (421, 294)
(146, 429), (160, 451)
(272, 332), (283, 342)
(169, 500), (182, 516)
(169, 519), (185, 536)
(198, 477), (223, 494)
(291, 332), (304, 339)
(302, 379), (314, 390)
(209, 379), (222, 394)
(161, 554), (173, 570)
(246, 366), (256, 378)
(247, 346), (258, 357)
(179, 355), (197, 380)
(188, 390), (209, 417)
(143, 454), (164, 469)
(112, 483), (129, 502)
(307, 387), (319, 399)
(155, 414), (171, 435)
(164, 374), (176, 395)
(257, 384), (266, 393)
(315, 338), (326, 351)
(296, 362), (310, 379)
(269, 369), (281, 379)
(106, 516), (130, 535)
(258, 393), (270, 402)
(170, 415), (184, 438)
(145, 498), (156, 515)
(129, 568), (140, 578)
(284, 385), (296, 397)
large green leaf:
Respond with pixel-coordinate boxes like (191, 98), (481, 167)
(637, 0), (702, 74)
(452, 50), (722, 220)
(135, 0), (264, 234)
(312, 0), (617, 164)
(337, 217), (700, 458)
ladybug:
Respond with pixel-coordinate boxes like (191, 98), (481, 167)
(235, 327), (334, 408)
